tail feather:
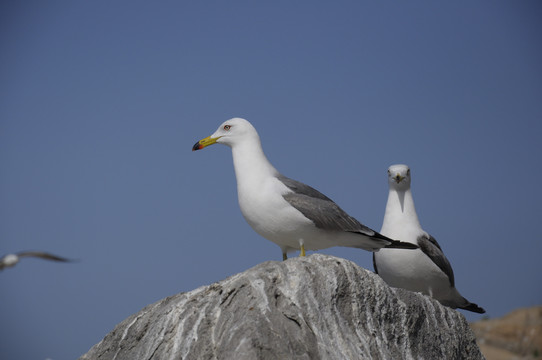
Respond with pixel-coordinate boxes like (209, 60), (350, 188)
(459, 301), (486, 314)
(385, 239), (419, 250)
(368, 230), (418, 250)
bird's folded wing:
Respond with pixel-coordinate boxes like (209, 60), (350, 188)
(277, 174), (380, 237)
(281, 192), (376, 237)
(417, 234), (455, 287)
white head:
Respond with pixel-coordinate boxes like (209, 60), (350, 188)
(192, 118), (260, 150)
(387, 164), (411, 191)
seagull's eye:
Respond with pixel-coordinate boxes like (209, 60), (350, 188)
(223, 125), (231, 131)
(387, 170), (391, 175)
(407, 169), (410, 176)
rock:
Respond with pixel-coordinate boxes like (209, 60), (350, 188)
(80, 254), (483, 360)
(471, 306), (542, 360)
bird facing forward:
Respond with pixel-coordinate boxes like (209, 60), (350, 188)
(373, 164), (485, 313)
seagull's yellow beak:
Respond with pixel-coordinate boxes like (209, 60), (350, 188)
(394, 173), (405, 183)
(192, 135), (221, 151)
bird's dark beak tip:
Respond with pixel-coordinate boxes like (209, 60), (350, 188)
(192, 142), (202, 151)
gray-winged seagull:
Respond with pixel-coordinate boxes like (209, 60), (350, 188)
(0, 251), (73, 271)
(373, 164), (485, 313)
(193, 118), (417, 260)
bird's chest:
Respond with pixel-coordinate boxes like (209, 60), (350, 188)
(377, 225), (427, 277)
(237, 179), (302, 236)
(376, 247), (444, 289)
(381, 216), (421, 243)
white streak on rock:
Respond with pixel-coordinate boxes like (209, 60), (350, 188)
(80, 254), (484, 360)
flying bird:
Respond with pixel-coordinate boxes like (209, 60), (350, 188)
(192, 118), (417, 260)
(0, 251), (74, 271)
(373, 164), (485, 313)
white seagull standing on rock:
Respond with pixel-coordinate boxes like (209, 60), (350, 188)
(193, 118), (417, 260)
(373, 164), (485, 313)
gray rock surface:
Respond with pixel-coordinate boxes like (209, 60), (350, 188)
(80, 254), (483, 360)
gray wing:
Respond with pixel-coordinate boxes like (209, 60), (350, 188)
(277, 174), (334, 201)
(17, 251), (72, 263)
(277, 174), (380, 238)
(417, 234), (455, 287)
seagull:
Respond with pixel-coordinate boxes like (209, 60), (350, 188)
(373, 164), (485, 313)
(0, 251), (73, 271)
(192, 118), (417, 260)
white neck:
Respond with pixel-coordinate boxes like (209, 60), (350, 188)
(231, 138), (278, 193)
(381, 188), (422, 237)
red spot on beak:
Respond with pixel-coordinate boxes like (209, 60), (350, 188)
(192, 142), (203, 151)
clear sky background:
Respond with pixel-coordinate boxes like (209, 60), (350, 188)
(1, 1), (541, 359)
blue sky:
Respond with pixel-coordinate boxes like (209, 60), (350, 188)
(1, 1), (541, 359)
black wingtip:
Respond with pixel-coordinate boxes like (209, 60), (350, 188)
(385, 239), (419, 250)
(367, 231), (418, 250)
(460, 302), (486, 314)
